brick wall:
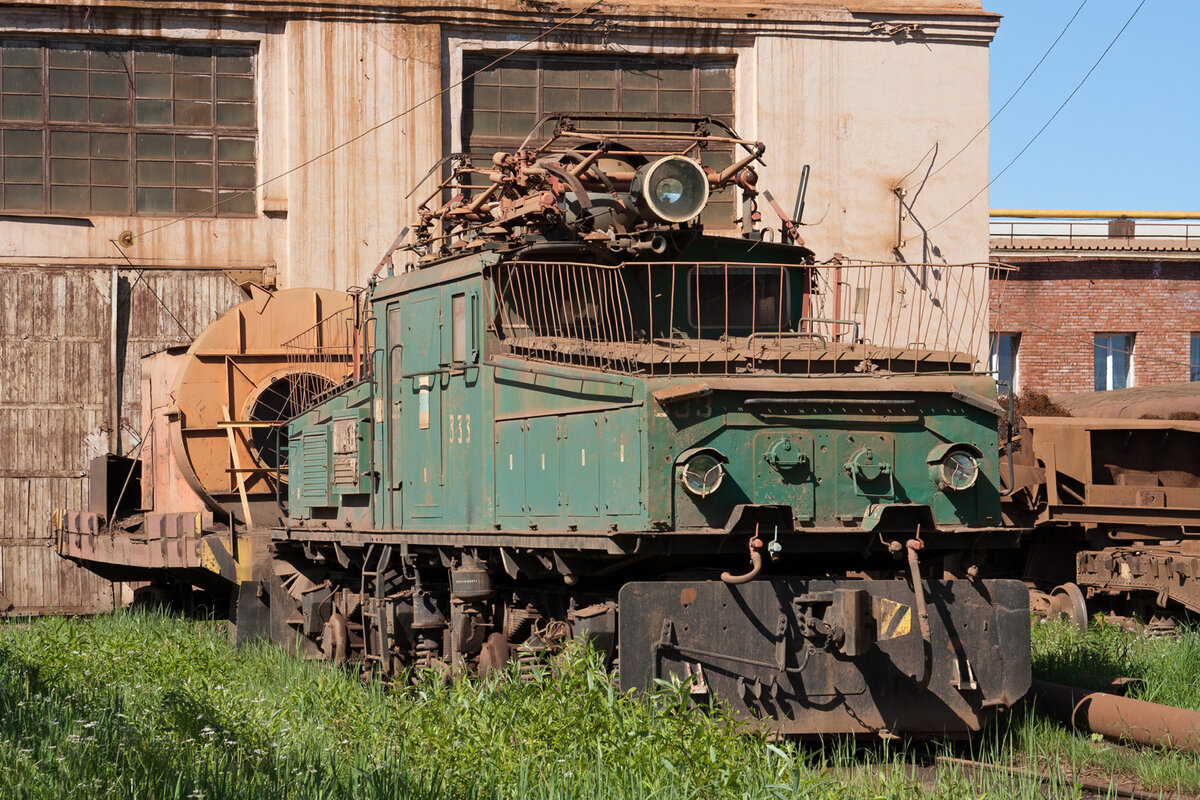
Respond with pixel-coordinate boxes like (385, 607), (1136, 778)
(989, 257), (1200, 395)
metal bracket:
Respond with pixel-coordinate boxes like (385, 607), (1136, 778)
(650, 616), (787, 680)
(953, 654), (979, 692)
(684, 662), (709, 696)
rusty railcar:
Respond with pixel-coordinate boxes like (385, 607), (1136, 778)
(1006, 406), (1200, 627)
(57, 116), (1030, 737)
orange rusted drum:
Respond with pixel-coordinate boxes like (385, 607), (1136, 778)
(168, 286), (356, 524)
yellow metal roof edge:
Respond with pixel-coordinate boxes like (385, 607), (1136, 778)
(992, 209), (1200, 221)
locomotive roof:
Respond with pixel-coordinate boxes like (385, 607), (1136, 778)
(372, 232), (816, 301)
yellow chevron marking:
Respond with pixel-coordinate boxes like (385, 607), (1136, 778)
(876, 598), (912, 640)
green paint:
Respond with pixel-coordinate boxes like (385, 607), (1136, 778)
(288, 248), (1002, 537)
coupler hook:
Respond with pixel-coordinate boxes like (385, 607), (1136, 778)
(722, 525), (764, 585)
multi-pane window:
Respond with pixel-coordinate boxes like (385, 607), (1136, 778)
(0, 38), (256, 216)
(1191, 334), (1200, 382)
(1094, 333), (1133, 391)
(989, 332), (1020, 393)
(462, 55), (736, 226)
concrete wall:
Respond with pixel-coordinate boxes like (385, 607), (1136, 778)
(0, 0), (998, 613)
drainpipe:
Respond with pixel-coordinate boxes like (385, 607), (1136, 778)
(110, 264), (119, 456)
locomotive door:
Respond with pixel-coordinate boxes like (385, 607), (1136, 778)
(403, 294), (443, 518)
(387, 303), (404, 526)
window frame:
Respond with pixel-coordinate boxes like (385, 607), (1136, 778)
(461, 53), (735, 152)
(1094, 332), (1133, 391)
(459, 52), (737, 227)
(450, 292), (467, 364)
(686, 265), (790, 334)
(0, 37), (257, 218)
(989, 332), (1020, 394)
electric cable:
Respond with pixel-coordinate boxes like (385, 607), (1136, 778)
(130, 3), (602, 244)
(110, 239), (195, 338)
(928, 0), (1148, 234)
(908, 0), (1088, 190)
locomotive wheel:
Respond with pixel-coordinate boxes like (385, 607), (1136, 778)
(478, 632), (510, 674)
(1049, 582), (1089, 630)
(321, 613), (350, 666)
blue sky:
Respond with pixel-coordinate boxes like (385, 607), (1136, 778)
(986, 0), (1200, 212)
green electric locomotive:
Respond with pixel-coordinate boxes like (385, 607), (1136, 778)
(266, 115), (1029, 736)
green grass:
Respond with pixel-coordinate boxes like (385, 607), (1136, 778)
(0, 611), (832, 800)
(1032, 616), (1200, 710)
(1010, 617), (1200, 794)
(1, 611), (1198, 799)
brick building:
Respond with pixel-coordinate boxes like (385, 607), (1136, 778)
(989, 214), (1200, 395)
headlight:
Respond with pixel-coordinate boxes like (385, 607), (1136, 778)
(936, 449), (980, 491)
(680, 452), (725, 497)
(632, 156), (710, 224)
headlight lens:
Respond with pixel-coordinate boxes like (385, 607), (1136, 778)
(654, 176), (685, 205)
(680, 453), (725, 497)
(938, 450), (980, 491)
(633, 156), (710, 223)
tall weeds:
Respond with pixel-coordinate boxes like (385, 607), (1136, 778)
(3, 611), (1198, 799)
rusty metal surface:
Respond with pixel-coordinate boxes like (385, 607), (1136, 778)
(491, 260), (987, 374)
(412, 115), (778, 259)
(1051, 383), (1200, 419)
(1013, 415), (1200, 616)
(0, 265), (245, 614)
(52, 508), (242, 596)
(1019, 416), (1200, 528)
(1077, 546), (1200, 614)
(1031, 679), (1200, 754)
(281, 297), (372, 411)
(170, 286), (355, 522)
(120, 270), (253, 451)
(619, 577), (1030, 736)
(141, 349), (207, 515)
(54, 511), (204, 574)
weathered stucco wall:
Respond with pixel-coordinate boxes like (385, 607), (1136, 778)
(752, 30), (993, 358)
(283, 20), (442, 289)
(754, 33), (991, 264)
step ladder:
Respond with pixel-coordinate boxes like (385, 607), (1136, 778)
(359, 544), (394, 671)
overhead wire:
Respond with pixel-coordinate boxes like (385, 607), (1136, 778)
(110, 238), (195, 338)
(927, 0), (1148, 234)
(908, 0), (1089, 190)
(130, 2), (602, 244)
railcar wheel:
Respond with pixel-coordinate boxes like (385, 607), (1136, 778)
(1050, 582), (1089, 630)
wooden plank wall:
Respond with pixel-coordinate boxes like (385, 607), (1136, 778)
(0, 265), (246, 615)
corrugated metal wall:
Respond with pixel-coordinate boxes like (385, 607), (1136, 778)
(0, 265), (246, 615)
